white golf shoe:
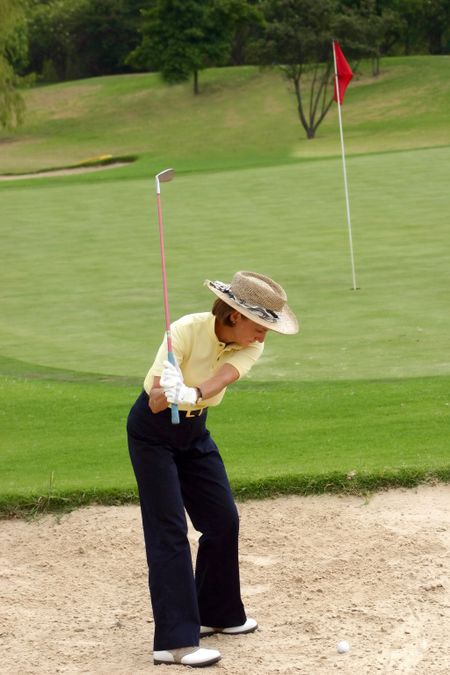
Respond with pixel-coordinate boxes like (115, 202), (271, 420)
(153, 646), (221, 667)
(200, 617), (258, 638)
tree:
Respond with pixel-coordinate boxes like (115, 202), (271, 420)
(62, 0), (143, 78)
(0, 0), (26, 129)
(421, 0), (450, 54)
(260, 0), (338, 139)
(228, 0), (265, 65)
(128, 0), (255, 95)
(375, 0), (450, 55)
(3, 12), (29, 74)
(334, 0), (403, 76)
(24, 0), (142, 82)
(394, 0), (427, 54)
(25, 0), (89, 81)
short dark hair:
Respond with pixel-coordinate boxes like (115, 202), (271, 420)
(211, 298), (236, 327)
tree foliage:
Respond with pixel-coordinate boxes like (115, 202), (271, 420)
(421, 0), (450, 54)
(25, 0), (142, 81)
(11, 0), (449, 88)
(0, 0), (26, 129)
(127, 0), (260, 94)
(71, 0), (142, 77)
(366, 0), (450, 56)
(334, 0), (403, 76)
(226, 0), (265, 65)
(25, 0), (88, 81)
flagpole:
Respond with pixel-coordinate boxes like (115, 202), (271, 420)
(333, 41), (357, 291)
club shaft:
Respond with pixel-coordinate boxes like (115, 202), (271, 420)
(156, 191), (180, 424)
(156, 193), (171, 335)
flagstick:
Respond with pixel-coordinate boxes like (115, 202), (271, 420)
(333, 42), (357, 291)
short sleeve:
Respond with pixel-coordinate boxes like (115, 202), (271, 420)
(223, 341), (264, 378)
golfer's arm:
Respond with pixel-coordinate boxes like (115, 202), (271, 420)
(197, 363), (240, 400)
(149, 364), (240, 413)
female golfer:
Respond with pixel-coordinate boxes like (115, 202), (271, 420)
(127, 271), (298, 668)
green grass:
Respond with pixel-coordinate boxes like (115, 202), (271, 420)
(1, 148), (449, 381)
(1, 366), (449, 516)
(0, 56), (449, 516)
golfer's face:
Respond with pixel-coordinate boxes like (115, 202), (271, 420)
(233, 315), (268, 346)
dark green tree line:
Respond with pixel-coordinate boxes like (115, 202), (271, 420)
(24, 0), (142, 82)
(13, 0), (449, 86)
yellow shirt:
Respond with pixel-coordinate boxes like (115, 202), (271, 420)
(143, 312), (264, 409)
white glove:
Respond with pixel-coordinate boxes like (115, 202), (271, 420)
(165, 382), (198, 406)
(160, 359), (198, 406)
(160, 359), (183, 389)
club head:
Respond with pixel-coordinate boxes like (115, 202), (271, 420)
(155, 168), (174, 194)
(156, 168), (174, 183)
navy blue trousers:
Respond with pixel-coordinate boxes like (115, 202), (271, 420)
(127, 390), (246, 651)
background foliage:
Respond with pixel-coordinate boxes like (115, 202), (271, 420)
(12, 0), (450, 86)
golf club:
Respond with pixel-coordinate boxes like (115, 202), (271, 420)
(155, 168), (179, 425)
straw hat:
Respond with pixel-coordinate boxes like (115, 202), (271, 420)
(205, 271), (299, 335)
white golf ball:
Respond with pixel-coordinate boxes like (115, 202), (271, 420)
(337, 640), (350, 654)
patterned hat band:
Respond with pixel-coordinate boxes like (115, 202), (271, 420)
(209, 280), (279, 324)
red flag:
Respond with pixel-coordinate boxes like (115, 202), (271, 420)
(333, 41), (353, 104)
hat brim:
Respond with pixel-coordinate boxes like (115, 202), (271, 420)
(205, 280), (299, 335)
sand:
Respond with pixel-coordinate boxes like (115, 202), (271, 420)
(1, 485), (449, 674)
(0, 163), (129, 181)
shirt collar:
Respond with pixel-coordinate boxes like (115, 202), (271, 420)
(208, 312), (242, 352)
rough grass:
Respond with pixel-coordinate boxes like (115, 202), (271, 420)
(1, 369), (449, 517)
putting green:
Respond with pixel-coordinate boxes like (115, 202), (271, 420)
(1, 145), (449, 383)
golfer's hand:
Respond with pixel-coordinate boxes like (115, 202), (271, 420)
(164, 383), (198, 406)
(149, 387), (169, 413)
(160, 359), (183, 389)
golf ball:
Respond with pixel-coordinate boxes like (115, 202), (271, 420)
(337, 640), (350, 654)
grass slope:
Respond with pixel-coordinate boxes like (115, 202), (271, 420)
(0, 56), (449, 175)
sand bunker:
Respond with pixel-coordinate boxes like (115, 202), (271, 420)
(1, 485), (449, 673)
(0, 162), (130, 180)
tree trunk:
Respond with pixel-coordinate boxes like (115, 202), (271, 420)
(292, 69), (314, 139)
(193, 69), (199, 95)
(285, 63), (335, 141)
(428, 28), (443, 55)
(372, 56), (380, 77)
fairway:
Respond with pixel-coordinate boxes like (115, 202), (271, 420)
(0, 57), (449, 514)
